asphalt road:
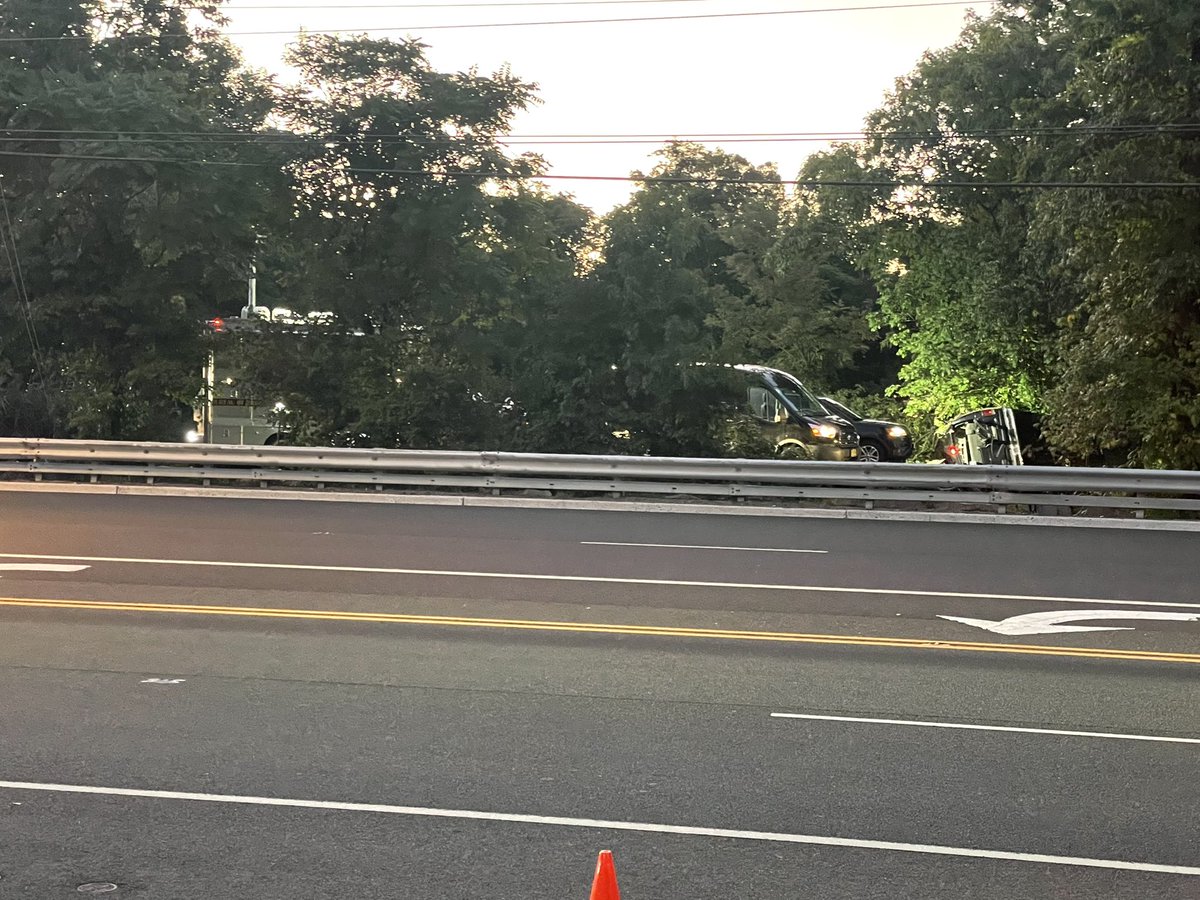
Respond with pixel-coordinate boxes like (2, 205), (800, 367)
(1, 489), (1198, 899)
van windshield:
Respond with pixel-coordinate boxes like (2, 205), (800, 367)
(769, 371), (828, 416)
(821, 398), (862, 422)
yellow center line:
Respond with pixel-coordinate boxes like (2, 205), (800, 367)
(2, 596), (1198, 665)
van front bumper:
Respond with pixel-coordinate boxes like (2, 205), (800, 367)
(813, 444), (859, 462)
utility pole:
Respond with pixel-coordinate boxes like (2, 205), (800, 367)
(240, 244), (270, 321)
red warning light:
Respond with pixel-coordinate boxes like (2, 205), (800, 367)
(207, 317), (226, 332)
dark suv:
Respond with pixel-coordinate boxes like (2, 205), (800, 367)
(817, 397), (912, 463)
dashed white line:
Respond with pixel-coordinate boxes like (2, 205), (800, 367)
(581, 541), (827, 553)
(0, 780), (1196, 875)
(770, 713), (1200, 745)
(0, 552), (1196, 610)
(0, 563), (90, 573)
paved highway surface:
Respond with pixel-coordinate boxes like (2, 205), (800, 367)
(1, 489), (1198, 899)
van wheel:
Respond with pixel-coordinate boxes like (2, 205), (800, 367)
(858, 440), (886, 462)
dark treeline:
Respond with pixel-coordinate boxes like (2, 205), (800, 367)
(2, 0), (1197, 465)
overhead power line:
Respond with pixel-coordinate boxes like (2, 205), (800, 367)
(210, 1), (993, 34)
(0, 1), (991, 41)
(0, 175), (46, 389)
(2, 124), (1195, 145)
(2, 148), (1197, 190)
(485, 124), (1200, 138)
(228, 0), (741, 6)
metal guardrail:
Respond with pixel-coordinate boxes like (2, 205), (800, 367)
(2, 439), (1199, 516)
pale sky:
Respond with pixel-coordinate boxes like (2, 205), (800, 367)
(221, 0), (989, 211)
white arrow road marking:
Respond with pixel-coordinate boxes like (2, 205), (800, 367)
(0, 564), (89, 573)
(940, 609), (1200, 636)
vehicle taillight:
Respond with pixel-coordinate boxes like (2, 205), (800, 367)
(946, 445), (959, 459)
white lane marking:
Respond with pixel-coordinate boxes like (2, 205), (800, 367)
(140, 678), (186, 684)
(0, 564), (90, 573)
(0, 780), (1196, 875)
(0, 552), (1196, 610)
(581, 541), (828, 553)
(770, 713), (1200, 745)
(940, 609), (1200, 635)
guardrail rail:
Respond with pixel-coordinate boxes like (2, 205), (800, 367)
(2, 439), (1199, 518)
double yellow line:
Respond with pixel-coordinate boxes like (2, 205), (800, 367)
(3, 596), (1200, 665)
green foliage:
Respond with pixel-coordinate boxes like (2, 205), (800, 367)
(869, 222), (1045, 424)
(0, 0), (277, 438)
(849, 6), (1066, 434)
(715, 200), (876, 389)
(712, 411), (777, 460)
(1028, 0), (1200, 467)
(588, 143), (883, 455)
(847, 0), (1200, 467)
(272, 34), (543, 332)
(600, 143), (780, 378)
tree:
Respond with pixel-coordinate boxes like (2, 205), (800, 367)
(591, 143), (784, 454)
(849, 6), (1068, 434)
(713, 150), (879, 392)
(224, 34), (599, 450)
(0, 0), (278, 439)
(1027, 0), (1200, 466)
(845, 0), (1200, 466)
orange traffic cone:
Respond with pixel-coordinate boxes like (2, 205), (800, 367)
(588, 850), (620, 900)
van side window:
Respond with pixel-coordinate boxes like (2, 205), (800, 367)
(747, 385), (778, 421)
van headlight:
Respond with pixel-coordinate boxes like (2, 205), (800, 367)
(810, 423), (838, 440)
